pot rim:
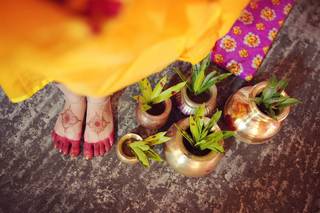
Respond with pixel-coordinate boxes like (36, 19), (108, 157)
(181, 84), (217, 108)
(176, 118), (223, 162)
(138, 98), (172, 119)
(117, 133), (142, 163)
(249, 81), (290, 122)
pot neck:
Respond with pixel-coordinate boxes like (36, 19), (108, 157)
(139, 99), (171, 118)
(248, 81), (290, 122)
(178, 118), (221, 161)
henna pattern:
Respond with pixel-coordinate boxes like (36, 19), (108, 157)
(60, 105), (82, 132)
(87, 112), (110, 135)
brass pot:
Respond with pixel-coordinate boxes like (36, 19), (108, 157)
(136, 99), (172, 129)
(116, 133), (141, 164)
(224, 81), (290, 144)
(164, 118), (223, 177)
(176, 85), (217, 116)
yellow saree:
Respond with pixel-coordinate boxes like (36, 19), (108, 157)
(0, 0), (248, 102)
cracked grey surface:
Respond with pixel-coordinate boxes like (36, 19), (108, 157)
(0, 0), (320, 212)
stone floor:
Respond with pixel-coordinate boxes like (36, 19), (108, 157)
(1, 0), (320, 212)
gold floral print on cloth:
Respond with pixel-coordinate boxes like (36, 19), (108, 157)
(212, 0), (295, 81)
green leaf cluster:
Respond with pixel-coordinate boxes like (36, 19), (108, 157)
(174, 54), (231, 96)
(175, 106), (234, 153)
(128, 132), (170, 167)
(254, 75), (301, 118)
(134, 76), (186, 111)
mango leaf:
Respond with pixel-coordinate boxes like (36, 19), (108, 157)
(201, 71), (216, 87)
(194, 106), (205, 136)
(132, 95), (140, 102)
(143, 132), (170, 145)
(263, 96), (287, 105)
(144, 131), (167, 142)
(174, 123), (195, 145)
(192, 68), (205, 94)
(191, 64), (199, 92)
(204, 142), (224, 153)
(255, 75), (300, 117)
(204, 131), (223, 144)
(129, 141), (150, 151)
(150, 136), (171, 145)
(134, 94), (152, 112)
(152, 82), (186, 104)
(262, 76), (277, 101)
(276, 79), (288, 92)
(194, 139), (207, 146)
(130, 146), (150, 167)
(277, 97), (301, 108)
(197, 72), (231, 95)
(204, 110), (222, 134)
(173, 67), (192, 91)
(146, 149), (163, 162)
(254, 97), (263, 105)
(199, 54), (211, 73)
(200, 129), (209, 141)
(141, 103), (152, 112)
(222, 131), (234, 139)
(139, 78), (152, 102)
(189, 115), (199, 142)
(199, 132), (224, 151)
(269, 107), (276, 118)
(151, 76), (168, 100)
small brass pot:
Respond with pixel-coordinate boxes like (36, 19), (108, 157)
(116, 133), (141, 164)
(176, 85), (217, 116)
(224, 81), (290, 144)
(136, 99), (172, 129)
(164, 118), (223, 177)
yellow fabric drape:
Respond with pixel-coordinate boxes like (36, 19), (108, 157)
(0, 0), (248, 103)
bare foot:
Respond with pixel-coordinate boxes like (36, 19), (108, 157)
(52, 97), (86, 157)
(83, 97), (114, 159)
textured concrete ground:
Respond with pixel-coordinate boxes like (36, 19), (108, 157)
(1, 0), (320, 212)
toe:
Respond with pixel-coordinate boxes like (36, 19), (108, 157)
(70, 141), (80, 157)
(108, 131), (115, 146)
(62, 141), (71, 155)
(94, 143), (100, 157)
(84, 143), (93, 160)
(104, 139), (111, 153)
(99, 142), (106, 156)
(57, 140), (63, 152)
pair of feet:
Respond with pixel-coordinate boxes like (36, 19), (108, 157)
(52, 96), (114, 159)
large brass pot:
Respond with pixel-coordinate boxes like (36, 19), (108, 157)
(116, 133), (141, 164)
(175, 85), (217, 116)
(224, 81), (290, 144)
(164, 118), (223, 177)
(136, 99), (172, 129)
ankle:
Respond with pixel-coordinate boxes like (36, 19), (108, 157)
(65, 96), (86, 104)
(87, 96), (110, 104)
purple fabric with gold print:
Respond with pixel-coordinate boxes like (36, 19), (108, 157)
(211, 0), (294, 81)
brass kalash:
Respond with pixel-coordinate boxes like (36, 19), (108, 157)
(224, 81), (290, 144)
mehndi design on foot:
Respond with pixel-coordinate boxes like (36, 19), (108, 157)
(83, 97), (114, 160)
(52, 98), (86, 158)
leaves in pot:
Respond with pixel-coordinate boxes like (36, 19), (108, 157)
(134, 76), (186, 111)
(174, 54), (231, 96)
(255, 75), (301, 119)
(128, 132), (170, 167)
(175, 105), (234, 153)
